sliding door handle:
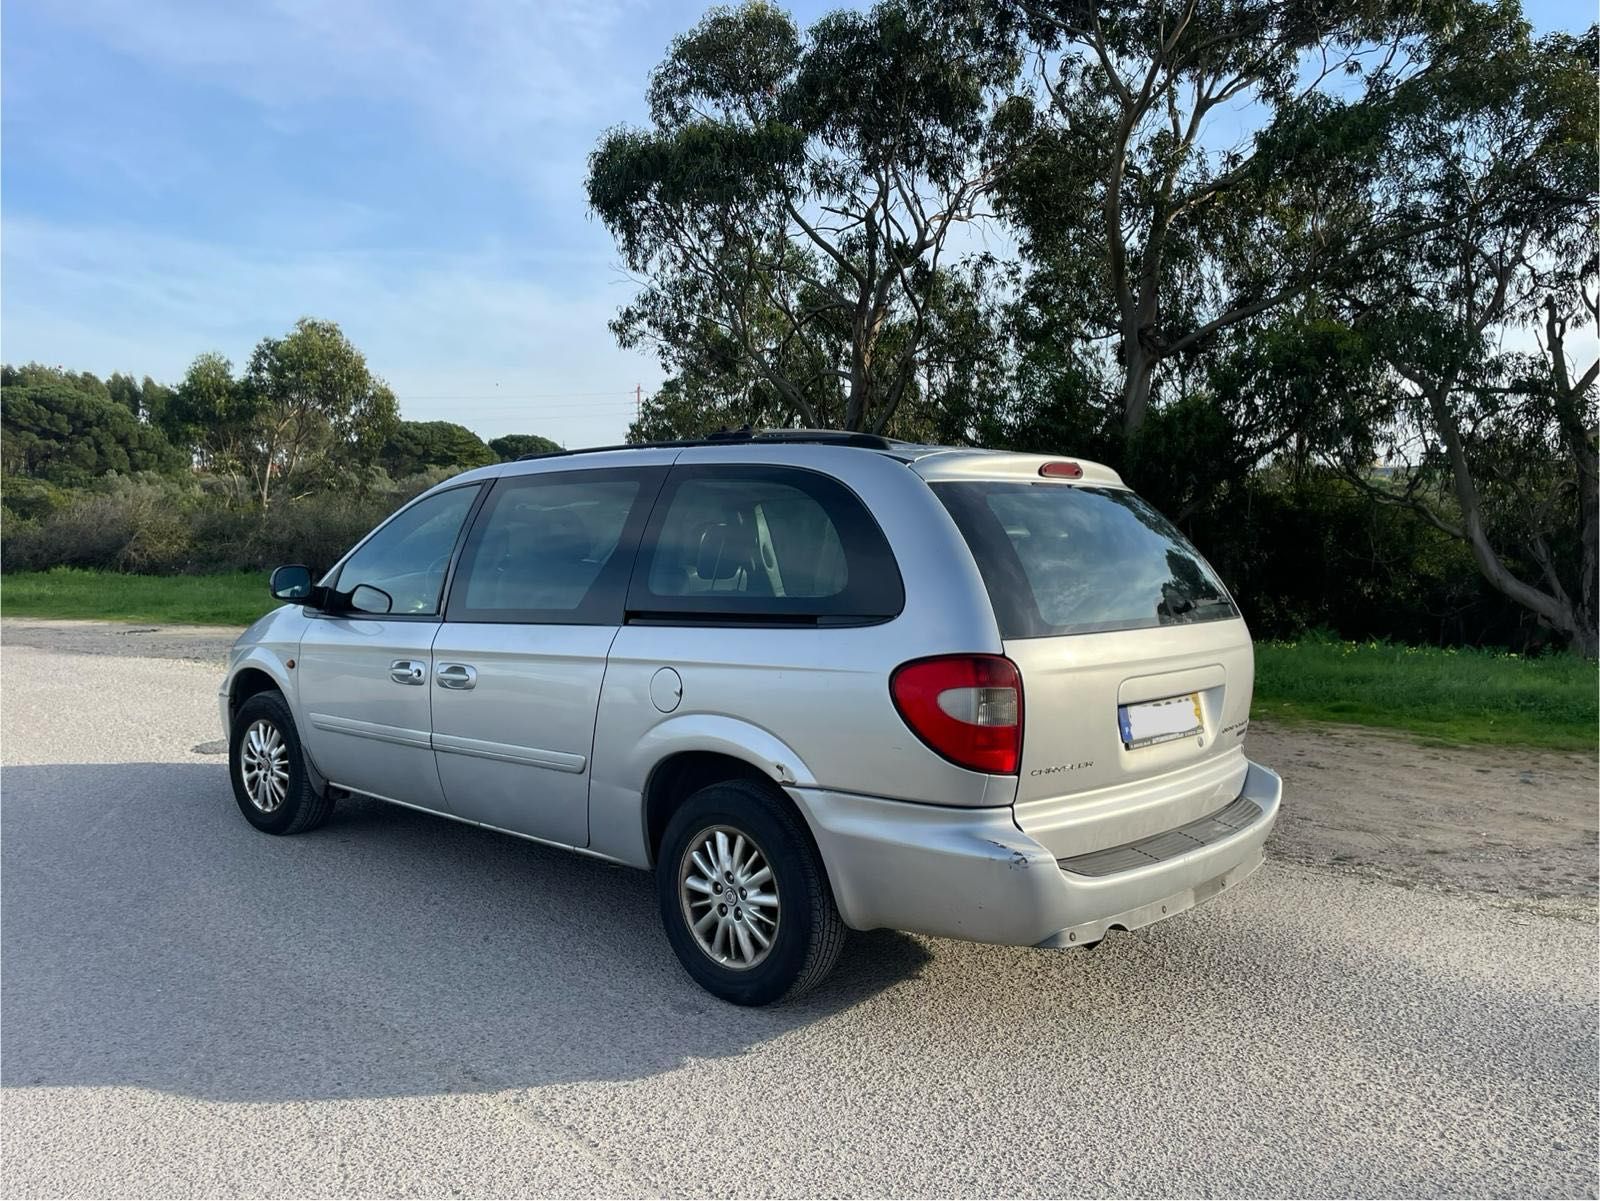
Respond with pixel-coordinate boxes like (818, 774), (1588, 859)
(435, 663), (477, 690)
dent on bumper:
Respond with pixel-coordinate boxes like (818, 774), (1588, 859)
(792, 761), (1282, 948)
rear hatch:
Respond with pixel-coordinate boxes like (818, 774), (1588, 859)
(931, 471), (1253, 859)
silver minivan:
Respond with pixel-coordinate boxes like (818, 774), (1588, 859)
(222, 432), (1281, 1005)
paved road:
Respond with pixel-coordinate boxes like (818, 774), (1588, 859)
(2, 640), (1595, 1198)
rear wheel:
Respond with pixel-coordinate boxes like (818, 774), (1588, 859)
(656, 779), (845, 1006)
(228, 691), (334, 835)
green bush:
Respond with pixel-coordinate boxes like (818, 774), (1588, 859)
(1, 477), (73, 524)
(2, 466), (470, 577)
(249, 493), (394, 574)
(3, 475), (196, 573)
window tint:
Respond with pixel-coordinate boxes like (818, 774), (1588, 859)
(633, 466), (902, 622)
(335, 485), (481, 616)
(647, 479), (847, 599)
(935, 482), (1238, 638)
(447, 471), (652, 623)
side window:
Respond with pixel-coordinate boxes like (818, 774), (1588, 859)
(334, 485), (481, 616)
(632, 465), (903, 622)
(446, 470), (655, 623)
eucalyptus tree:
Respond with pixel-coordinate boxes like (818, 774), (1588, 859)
(163, 351), (255, 477)
(169, 320), (399, 506)
(626, 257), (1015, 444)
(588, 0), (1018, 434)
(992, 0), (1449, 440)
(1331, 21), (1597, 654)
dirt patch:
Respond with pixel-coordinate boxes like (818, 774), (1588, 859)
(1, 618), (238, 663)
(1253, 720), (1598, 904)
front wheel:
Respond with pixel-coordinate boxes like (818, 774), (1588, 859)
(228, 691), (334, 835)
(656, 779), (845, 1006)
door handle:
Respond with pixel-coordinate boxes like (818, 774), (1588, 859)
(389, 659), (426, 685)
(435, 663), (477, 690)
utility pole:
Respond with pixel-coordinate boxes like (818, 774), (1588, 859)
(635, 382), (642, 425)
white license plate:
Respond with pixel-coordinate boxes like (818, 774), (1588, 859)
(1118, 693), (1204, 749)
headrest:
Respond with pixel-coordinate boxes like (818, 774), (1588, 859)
(694, 521), (755, 581)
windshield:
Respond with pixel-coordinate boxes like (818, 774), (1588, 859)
(934, 481), (1238, 638)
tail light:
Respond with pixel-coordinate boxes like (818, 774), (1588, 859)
(1039, 460), (1083, 479)
(890, 655), (1023, 775)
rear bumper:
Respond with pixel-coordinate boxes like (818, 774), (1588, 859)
(792, 761), (1281, 947)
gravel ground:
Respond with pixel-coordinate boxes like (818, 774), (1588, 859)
(1, 630), (1596, 1197)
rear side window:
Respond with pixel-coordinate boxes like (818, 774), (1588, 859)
(446, 468), (662, 624)
(934, 482), (1238, 638)
(631, 465), (903, 623)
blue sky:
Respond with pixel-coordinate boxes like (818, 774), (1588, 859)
(2, 1), (1586, 449)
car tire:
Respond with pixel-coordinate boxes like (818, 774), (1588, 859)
(657, 778), (846, 1006)
(228, 691), (334, 836)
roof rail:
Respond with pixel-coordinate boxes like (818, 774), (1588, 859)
(516, 428), (910, 461)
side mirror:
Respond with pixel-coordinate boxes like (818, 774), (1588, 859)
(349, 584), (394, 614)
(269, 564), (314, 602)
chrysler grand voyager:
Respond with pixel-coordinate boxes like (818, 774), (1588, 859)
(222, 431), (1281, 1005)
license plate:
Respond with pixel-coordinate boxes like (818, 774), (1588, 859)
(1119, 693), (1204, 749)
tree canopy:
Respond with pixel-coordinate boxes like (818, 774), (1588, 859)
(161, 319), (402, 505)
(588, 0), (1019, 434)
(1320, 18), (1598, 653)
(488, 433), (563, 460)
(380, 420), (497, 478)
(591, 0), (1598, 652)
(1, 379), (186, 484)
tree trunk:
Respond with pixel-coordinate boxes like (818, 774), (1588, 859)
(1544, 295), (1599, 658)
(1121, 334), (1156, 438)
(1570, 456), (1598, 657)
(1429, 386), (1589, 652)
(1570, 620), (1598, 660)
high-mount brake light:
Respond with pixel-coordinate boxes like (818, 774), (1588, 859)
(890, 655), (1023, 775)
(1039, 461), (1083, 479)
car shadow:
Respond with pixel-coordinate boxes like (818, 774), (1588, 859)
(0, 762), (930, 1103)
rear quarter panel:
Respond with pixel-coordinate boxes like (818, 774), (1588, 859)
(586, 447), (1019, 866)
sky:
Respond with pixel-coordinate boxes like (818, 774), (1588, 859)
(1, 1), (1588, 450)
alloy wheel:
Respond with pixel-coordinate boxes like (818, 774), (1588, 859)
(678, 825), (780, 969)
(240, 718), (290, 813)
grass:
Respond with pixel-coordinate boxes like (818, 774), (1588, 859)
(1253, 633), (1597, 752)
(3, 567), (276, 626)
(3, 570), (1595, 751)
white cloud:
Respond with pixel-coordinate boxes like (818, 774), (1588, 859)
(40, 0), (649, 202)
(1, 215), (660, 447)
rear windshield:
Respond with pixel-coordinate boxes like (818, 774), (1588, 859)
(933, 481), (1238, 638)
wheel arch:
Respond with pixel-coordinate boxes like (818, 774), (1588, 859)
(227, 656), (329, 795)
(228, 666), (283, 717)
(642, 750), (775, 867)
(612, 714), (815, 866)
